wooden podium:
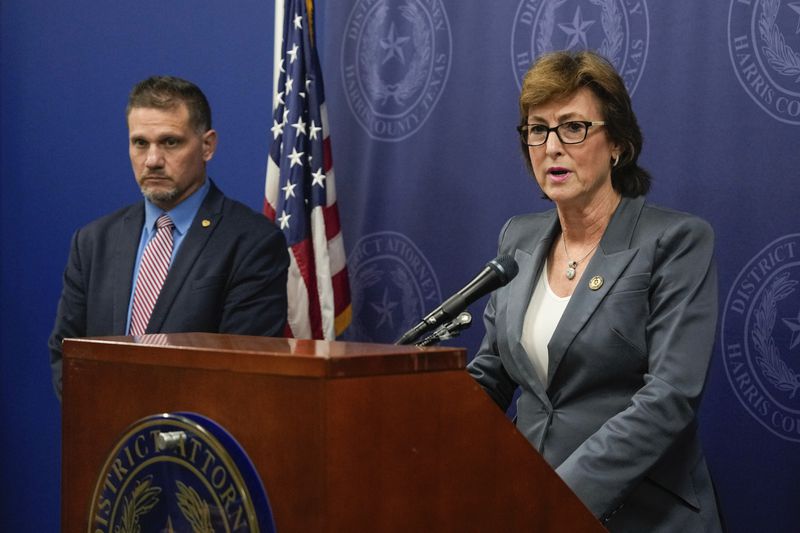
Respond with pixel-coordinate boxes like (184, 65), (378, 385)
(62, 333), (604, 532)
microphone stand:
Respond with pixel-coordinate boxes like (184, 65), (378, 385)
(414, 312), (473, 347)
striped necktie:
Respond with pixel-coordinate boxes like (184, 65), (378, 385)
(129, 214), (174, 335)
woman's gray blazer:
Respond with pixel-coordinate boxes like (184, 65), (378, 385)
(468, 195), (723, 532)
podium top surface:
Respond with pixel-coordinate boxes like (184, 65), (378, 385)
(63, 333), (467, 378)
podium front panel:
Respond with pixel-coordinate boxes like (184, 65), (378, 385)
(62, 333), (603, 532)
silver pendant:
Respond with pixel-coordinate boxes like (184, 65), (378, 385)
(566, 261), (577, 280)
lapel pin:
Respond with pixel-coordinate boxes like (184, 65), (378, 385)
(589, 275), (604, 291)
(201, 219), (211, 228)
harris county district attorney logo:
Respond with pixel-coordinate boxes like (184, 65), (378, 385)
(511, 0), (649, 93)
(90, 413), (275, 532)
(722, 234), (800, 443)
(344, 231), (442, 344)
(341, 0), (452, 142)
(729, 0), (800, 125)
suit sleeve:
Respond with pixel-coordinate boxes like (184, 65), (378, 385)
(48, 230), (88, 400)
(555, 216), (718, 519)
(467, 218), (519, 411)
(468, 291), (519, 410)
(217, 224), (289, 337)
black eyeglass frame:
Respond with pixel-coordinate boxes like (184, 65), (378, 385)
(517, 120), (606, 147)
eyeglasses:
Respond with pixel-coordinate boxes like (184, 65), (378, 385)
(517, 120), (606, 146)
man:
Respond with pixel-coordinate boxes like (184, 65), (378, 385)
(49, 76), (289, 399)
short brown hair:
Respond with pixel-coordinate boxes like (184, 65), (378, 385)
(519, 50), (650, 197)
(126, 76), (212, 133)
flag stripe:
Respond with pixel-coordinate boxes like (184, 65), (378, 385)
(331, 268), (350, 315)
(263, 198), (276, 221)
(293, 238), (323, 338)
(285, 250), (312, 338)
(322, 203), (341, 241)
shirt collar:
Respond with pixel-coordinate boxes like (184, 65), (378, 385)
(143, 178), (211, 236)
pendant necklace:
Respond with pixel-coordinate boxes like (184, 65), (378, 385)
(563, 234), (600, 280)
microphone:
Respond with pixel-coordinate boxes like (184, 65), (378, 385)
(395, 254), (519, 345)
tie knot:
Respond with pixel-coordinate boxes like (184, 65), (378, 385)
(156, 214), (174, 231)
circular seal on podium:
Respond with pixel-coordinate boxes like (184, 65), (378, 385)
(89, 412), (275, 532)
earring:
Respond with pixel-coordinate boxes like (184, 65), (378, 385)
(612, 154), (620, 167)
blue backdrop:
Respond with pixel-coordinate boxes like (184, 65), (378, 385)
(2, 1), (798, 531)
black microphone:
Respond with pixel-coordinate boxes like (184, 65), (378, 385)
(395, 254), (519, 345)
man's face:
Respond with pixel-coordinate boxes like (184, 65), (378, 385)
(127, 103), (217, 210)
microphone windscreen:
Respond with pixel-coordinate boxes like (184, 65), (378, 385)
(490, 255), (519, 283)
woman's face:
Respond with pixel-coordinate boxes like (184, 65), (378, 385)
(526, 87), (619, 208)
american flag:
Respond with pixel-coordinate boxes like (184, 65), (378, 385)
(265, 0), (351, 339)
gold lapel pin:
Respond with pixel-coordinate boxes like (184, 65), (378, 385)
(589, 276), (604, 291)
(201, 219), (211, 228)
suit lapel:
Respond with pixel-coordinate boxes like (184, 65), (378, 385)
(113, 205), (144, 335)
(507, 214), (560, 402)
(146, 184), (225, 333)
(546, 196), (645, 383)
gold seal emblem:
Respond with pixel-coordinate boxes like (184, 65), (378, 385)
(88, 413), (274, 532)
(589, 276), (604, 291)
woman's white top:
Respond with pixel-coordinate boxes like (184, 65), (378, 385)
(520, 260), (571, 386)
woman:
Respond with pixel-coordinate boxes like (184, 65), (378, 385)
(467, 50), (723, 532)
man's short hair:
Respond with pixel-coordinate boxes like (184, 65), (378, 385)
(126, 76), (212, 133)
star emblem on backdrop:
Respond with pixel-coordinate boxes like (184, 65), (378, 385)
(559, 6), (595, 50)
(782, 308), (800, 350)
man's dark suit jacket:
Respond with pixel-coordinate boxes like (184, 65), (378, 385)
(468, 196), (723, 532)
(49, 181), (289, 397)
